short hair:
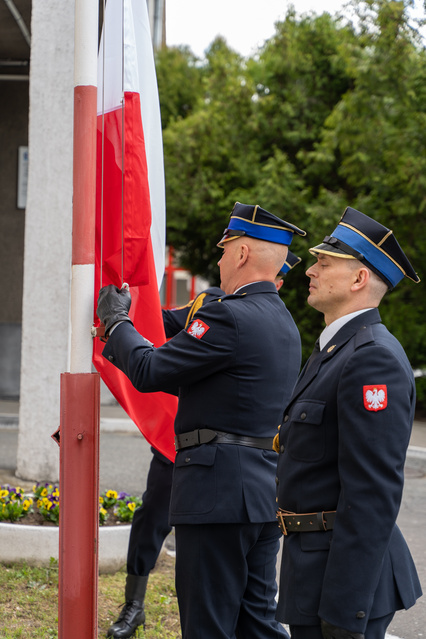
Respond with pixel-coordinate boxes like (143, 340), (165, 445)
(347, 259), (388, 302)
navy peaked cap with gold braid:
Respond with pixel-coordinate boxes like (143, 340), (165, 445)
(278, 251), (302, 277)
(217, 202), (306, 248)
(310, 206), (420, 289)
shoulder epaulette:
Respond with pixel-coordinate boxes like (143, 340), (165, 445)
(184, 293), (208, 328)
(354, 324), (375, 349)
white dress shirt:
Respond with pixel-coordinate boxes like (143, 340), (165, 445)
(319, 308), (374, 351)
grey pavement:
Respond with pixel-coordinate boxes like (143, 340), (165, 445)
(0, 400), (425, 638)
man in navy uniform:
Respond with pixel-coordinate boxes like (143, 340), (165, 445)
(97, 201), (306, 639)
(107, 286), (223, 639)
(275, 207), (422, 639)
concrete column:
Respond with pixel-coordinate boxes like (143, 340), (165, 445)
(16, 0), (75, 481)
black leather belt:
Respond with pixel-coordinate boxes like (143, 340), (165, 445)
(277, 508), (336, 535)
(175, 428), (274, 451)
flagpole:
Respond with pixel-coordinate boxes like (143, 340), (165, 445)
(58, 0), (99, 637)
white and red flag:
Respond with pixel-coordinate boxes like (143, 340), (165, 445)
(93, 0), (177, 461)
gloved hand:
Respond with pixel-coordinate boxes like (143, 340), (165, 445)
(321, 620), (365, 639)
(96, 285), (132, 336)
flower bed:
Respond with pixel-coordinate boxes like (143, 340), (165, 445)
(0, 483), (142, 526)
(0, 484), (136, 573)
(0, 485), (33, 522)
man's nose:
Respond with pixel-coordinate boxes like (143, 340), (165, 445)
(306, 265), (316, 278)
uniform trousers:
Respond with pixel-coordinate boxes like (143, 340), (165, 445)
(289, 612), (394, 639)
(126, 451), (174, 576)
(175, 521), (289, 639)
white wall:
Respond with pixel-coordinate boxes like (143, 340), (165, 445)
(16, 0), (75, 481)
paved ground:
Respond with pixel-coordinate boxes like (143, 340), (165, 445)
(1, 400), (425, 638)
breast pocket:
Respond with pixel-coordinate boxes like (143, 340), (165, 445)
(171, 445), (217, 516)
(287, 400), (326, 462)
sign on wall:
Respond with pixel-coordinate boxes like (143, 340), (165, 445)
(17, 146), (28, 209)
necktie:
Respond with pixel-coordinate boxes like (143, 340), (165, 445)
(305, 339), (321, 373)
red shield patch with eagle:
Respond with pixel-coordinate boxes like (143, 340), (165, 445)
(187, 319), (210, 339)
(363, 385), (388, 411)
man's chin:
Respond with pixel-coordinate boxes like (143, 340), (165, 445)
(307, 294), (319, 311)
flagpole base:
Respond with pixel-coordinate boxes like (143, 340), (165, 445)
(59, 372), (100, 639)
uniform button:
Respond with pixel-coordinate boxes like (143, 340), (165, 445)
(108, 355), (114, 362)
(278, 424), (281, 430)
(283, 415), (289, 423)
(185, 457), (191, 463)
(356, 611), (365, 619)
(300, 412), (307, 420)
(280, 445), (285, 454)
(275, 476), (279, 485)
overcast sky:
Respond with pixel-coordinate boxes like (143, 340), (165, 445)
(165, 0), (425, 58)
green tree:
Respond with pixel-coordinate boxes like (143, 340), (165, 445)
(243, 10), (360, 358)
(163, 37), (260, 281)
(247, 10), (356, 170)
(155, 45), (204, 128)
(161, 15), (356, 282)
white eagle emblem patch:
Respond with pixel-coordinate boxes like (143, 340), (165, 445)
(363, 385), (387, 412)
(187, 319), (210, 339)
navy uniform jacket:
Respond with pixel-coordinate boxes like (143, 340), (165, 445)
(276, 308), (422, 632)
(103, 281), (301, 526)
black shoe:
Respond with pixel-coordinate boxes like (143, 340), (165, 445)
(106, 600), (145, 638)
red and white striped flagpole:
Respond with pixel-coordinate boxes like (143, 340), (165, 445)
(58, 0), (99, 637)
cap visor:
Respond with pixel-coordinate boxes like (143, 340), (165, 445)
(217, 234), (240, 248)
(309, 242), (356, 259)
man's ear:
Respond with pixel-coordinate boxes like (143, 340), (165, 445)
(275, 278), (284, 292)
(351, 266), (369, 292)
(238, 243), (250, 267)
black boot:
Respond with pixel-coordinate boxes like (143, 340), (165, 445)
(107, 574), (148, 638)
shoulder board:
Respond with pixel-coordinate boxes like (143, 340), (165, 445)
(184, 291), (222, 328)
(354, 324), (375, 349)
(184, 293), (207, 328)
(222, 292), (247, 300)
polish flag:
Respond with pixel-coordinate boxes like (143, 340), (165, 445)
(93, 0), (177, 461)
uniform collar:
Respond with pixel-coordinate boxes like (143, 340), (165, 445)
(319, 308), (374, 350)
(290, 308), (382, 402)
(231, 281), (278, 295)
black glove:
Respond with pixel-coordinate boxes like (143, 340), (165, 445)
(321, 620), (365, 639)
(96, 285), (132, 335)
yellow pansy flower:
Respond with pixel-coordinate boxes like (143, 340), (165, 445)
(23, 499), (33, 511)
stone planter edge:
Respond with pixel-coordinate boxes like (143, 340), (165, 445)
(0, 522), (131, 574)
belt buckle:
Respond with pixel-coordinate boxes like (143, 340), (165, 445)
(317, 511), (327, 531)
(276, 509), (288, 536)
